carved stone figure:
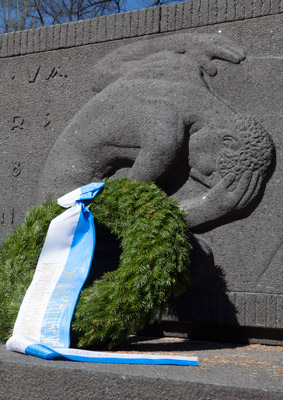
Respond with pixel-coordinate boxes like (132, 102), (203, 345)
(39, 34), (274, 232)
(180, 116), (274, 230)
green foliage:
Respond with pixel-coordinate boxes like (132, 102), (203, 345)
(74, 178), (191, 348)
(0, 178), (191, 349)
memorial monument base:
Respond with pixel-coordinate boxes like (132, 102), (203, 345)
(141, 321), (283, 346)
(1, 337), (282, 400)
(0, 0), (282, 348)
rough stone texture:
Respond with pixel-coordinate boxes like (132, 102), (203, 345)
(39, 33), (275, 212)
(1, 338), (283, 399)
(0, 2), (282, 343)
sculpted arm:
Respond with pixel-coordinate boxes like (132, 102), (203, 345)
(128, 104), (185, 184)
(92, 34), (245, 92)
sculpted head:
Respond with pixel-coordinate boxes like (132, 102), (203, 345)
(188, 116), (274, 188)
(217, 116), (274, 180)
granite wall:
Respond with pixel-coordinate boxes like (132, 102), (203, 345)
(0, 0), (282, 343)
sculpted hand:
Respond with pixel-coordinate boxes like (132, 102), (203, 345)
(204, 170), (263, 213)
(180, 170), (262, 229)
(191, 35), (246, 76)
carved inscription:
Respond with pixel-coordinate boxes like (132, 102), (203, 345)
(0, 209), (14, 225)
(27, 66), (41, 83)
(12, 161), (21, 177)
(9, 113), (51, 131)
(26, 66), (67, 83)
(43, 113), (51, 128)
(11, 116), (24, 130)
(46, 66), (68, 80)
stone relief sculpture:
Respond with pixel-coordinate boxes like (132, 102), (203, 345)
(39, 33), (275, 233)
(181, 115), (274, 230)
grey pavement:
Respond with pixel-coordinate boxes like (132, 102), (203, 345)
(1, 336), (282, 399)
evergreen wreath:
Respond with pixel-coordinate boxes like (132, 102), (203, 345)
(0, 178), (191, 349)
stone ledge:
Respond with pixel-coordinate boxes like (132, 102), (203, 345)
(0, 0), (282, 58)
(1, 337), (282, 399)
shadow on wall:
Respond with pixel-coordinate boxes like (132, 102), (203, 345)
(165, 234), (240, 335)
(82, 223), (240, 343)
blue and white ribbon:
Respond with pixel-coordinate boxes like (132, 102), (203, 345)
(6, 183), (198, 367)
(7, 336), (198, 366)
